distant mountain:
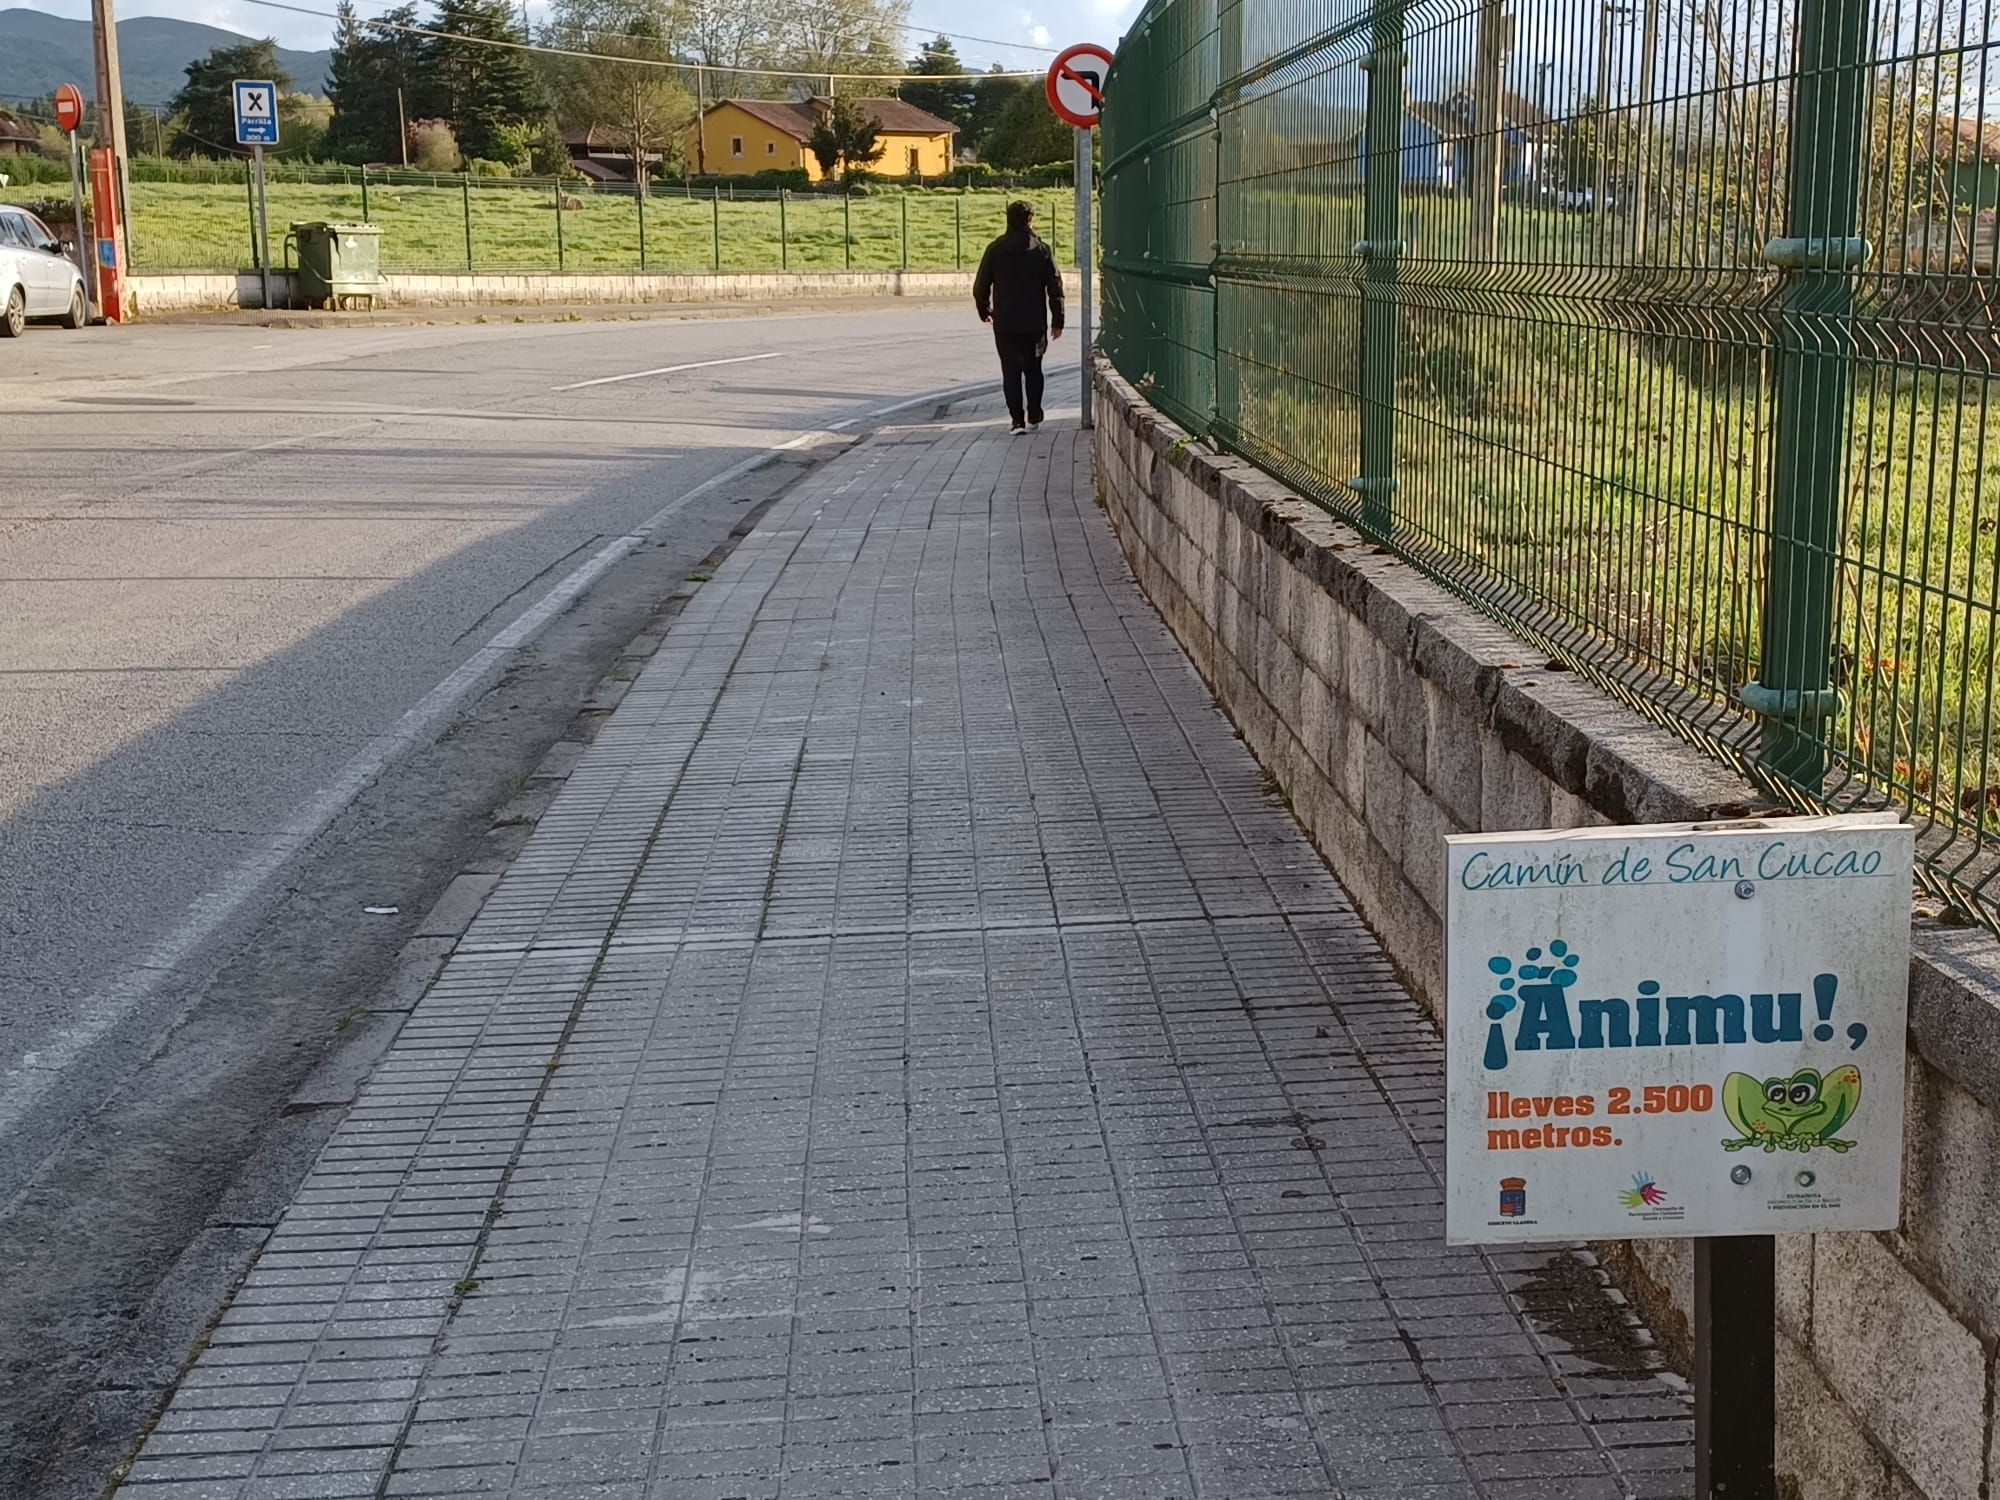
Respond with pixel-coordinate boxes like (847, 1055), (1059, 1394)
(0, 8), (332, 108)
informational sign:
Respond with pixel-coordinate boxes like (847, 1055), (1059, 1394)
(1047, 42), (1114, 128)
(53, 83), (85, 135)
(233, 80), (280, 147)
(1444, 812), (1912, 1244)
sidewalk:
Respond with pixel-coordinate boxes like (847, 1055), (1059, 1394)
(115, 397), (1693, 1500)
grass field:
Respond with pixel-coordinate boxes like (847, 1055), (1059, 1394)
(127, 179), (1093, 275)
(1192, 257), (2000, 862)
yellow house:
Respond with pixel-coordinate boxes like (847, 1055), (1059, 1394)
(690, 97), (956, 181)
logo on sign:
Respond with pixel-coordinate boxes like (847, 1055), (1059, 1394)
(1498, 1177), (1526, 1217)
(1618, 1172), (1668, 1209)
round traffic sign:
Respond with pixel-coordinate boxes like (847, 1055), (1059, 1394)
(1046, 43), (1114, 128)
(54, 83), (85, 135)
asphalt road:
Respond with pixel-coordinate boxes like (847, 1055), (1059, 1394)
(0, 303), (1014, 1196)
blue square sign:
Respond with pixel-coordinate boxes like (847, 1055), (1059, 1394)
(233, 80), (280, 146)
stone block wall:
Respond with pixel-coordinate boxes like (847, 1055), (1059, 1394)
(1094, 359), (2000, 1500)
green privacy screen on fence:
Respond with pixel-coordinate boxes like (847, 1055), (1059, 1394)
(1101, 0), (2000, 929)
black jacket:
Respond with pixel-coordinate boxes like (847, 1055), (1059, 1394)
(973, 229), (1065, 337)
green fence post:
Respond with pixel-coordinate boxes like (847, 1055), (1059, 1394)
(1352, 1), (1407, 538)
(462, 176), (473, 270)
(779, 190), (788, 270)
(712, 186), (721, 270)
(844, 190), (853, 269)
(637, 185), (647, 270)
(1743, 0), (1871, 787)
(900, 192), (909, 269)
(554, 179), (565, 270)
(360, 163), (369, 222)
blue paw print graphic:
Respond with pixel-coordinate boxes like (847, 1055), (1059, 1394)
(1483, 944), (1581, 1071)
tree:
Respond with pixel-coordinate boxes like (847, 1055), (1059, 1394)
(325, 2), (432, 164)
(280, 92), (333, 160)
(167, 40), (291, 156)
(900, 34), (973, 133)
(806, 95), (884, 183)
(545, 12), (694, 194)
(980, 81), (1071, 169)
(430, 0), (544, 166)
(766, 0), (908, 79)
(965, 68), (1027, 159)
(124, 100), (168, 158)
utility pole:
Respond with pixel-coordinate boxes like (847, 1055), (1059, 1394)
(1469, 0), (1505, 258)
(694, 67), (707, 174)
(397, 86), (409, 166)
(90, 0), (131, 263)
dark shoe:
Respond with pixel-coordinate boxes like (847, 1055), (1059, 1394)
(1010, 423), (1027, 436)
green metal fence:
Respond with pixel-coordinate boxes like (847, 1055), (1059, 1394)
(1102, 0), (2000, 929)
(124, 166), (1090, 276)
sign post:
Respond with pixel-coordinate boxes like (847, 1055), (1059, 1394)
(233, 79), (280, 310)
(1047, 43), (1112, 431)
(54, 83), (93, 316)
(1444, 812), (1912, 1499)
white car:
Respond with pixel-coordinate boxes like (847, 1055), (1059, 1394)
(0, 205), (88, 337)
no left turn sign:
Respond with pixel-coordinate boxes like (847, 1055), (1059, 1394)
(1046, 42), (1114, 128)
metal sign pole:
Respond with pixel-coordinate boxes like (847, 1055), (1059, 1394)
(1694, 1237), (1776, 1499)
(254, 144), (271, 310)
(67, 128), (94, 314)
(1075, 124), (1094, 431)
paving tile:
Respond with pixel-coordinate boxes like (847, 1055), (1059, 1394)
(120, 406), (1688, 1498)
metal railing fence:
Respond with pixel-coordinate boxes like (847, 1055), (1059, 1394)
(119, 165), (1093, 276)
(1101, 0), (2000, 929)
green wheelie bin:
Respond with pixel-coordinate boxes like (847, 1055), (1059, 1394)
(290, 221), (382, 310)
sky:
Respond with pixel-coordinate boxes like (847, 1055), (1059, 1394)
(6, 0), (1147, 71)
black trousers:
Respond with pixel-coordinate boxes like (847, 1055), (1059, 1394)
(994, 329), (1047, 426)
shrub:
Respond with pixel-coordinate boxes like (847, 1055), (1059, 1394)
(0, 155), (76, 188)
(407, 119), (460, 173)
(466, 157), (511, 177)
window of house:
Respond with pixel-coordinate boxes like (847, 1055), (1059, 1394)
(907, 147), (921, 176)
(731, 136), (744, 156)
(766, 141), (776, 155)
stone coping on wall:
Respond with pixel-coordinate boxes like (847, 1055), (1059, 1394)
(1092, 357), (2000, 1119)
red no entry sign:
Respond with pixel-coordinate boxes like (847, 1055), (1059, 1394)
(1047, 42), (1114, 128)
(54, 83), (85, 134)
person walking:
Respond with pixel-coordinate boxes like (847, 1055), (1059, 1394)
(973, 200), (1065, 435)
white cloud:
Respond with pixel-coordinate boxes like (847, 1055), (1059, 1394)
(1030, 24), (1051, 46)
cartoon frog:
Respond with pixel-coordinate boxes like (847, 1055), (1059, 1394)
(1721, 1065), (1862, 1153)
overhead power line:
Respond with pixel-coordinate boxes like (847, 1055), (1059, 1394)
(236, 0), (1045, 82)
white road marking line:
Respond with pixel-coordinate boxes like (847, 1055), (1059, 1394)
(551, 350), (783, 392)
(0, 374), (999, 1184)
